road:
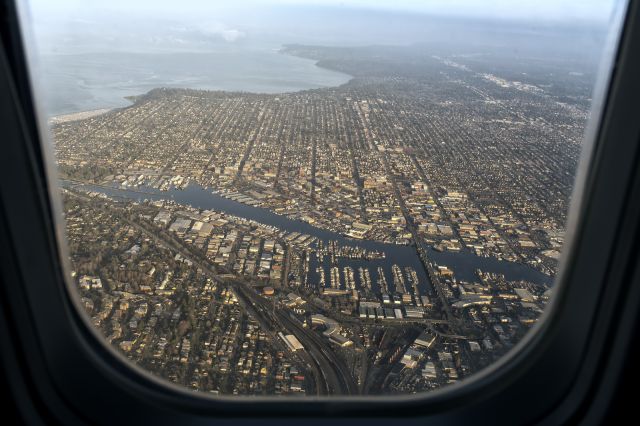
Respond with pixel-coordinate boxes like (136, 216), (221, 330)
(68, 189), (358, 395)
(233, 283), (358, 395)
(377, 152), (461, 334)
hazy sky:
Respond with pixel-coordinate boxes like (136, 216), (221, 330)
(248, 0), (618, 21)
(23, 0), (621, 56)
(27, 0), (619, 23)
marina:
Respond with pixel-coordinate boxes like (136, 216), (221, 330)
(67, 181), (553, 291)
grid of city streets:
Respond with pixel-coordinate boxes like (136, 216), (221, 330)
(54, 44), (584, 396)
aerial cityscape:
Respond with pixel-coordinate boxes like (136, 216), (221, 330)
(52, 42), (590, 396)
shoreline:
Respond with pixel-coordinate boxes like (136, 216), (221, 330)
(49, 108), (113, 124)
(46, 44), (354, 125)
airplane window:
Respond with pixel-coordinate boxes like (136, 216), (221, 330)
(21, 0), (620, 397)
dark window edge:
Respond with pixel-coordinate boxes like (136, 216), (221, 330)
(0, 0), (638, 424)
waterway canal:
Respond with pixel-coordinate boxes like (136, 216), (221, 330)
(69, 182), (553, 293)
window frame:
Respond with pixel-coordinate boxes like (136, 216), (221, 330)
(0, 0), (639, 423)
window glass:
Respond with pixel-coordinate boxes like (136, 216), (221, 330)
(25, 0), (618, 396)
